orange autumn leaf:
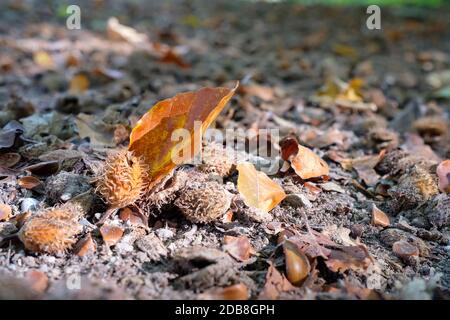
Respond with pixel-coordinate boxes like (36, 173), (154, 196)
(280, 137), (329, 179)
(236, 162), (286, 213)
(129, 83), (237, 188)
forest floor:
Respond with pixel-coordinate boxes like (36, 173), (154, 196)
(0, 0), (449, 300)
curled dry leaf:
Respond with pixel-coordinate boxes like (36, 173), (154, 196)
(236, 162), (286, 213)
(129, 84), (237, 189)
(258, 262), (296, 300)
(74, 233), (96, 257)
(0, 152), (20, 168)
(0, 203), (12, 222)
(280, 137), (329, 179)
(25, 270), (49, 294)
(199, 283), (249, 300)
(223, 235), (254, 262)
(283, 240), (310, 286)
(436, 160), (450, 193)
(392, 241), (419, 259)
(18, 176), (42, 190)
(371, 204), (390, 227)
(100, 225), (124, 247)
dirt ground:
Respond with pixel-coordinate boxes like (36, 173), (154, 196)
(0, 0), (449, 300)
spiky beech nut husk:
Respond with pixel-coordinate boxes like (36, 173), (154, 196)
(389, 165), (439, 213)
(18, 203), (83, 254)
(198, 143), (235, 177)
(96, 150), (147, 209)
(174, 181), (232, 223)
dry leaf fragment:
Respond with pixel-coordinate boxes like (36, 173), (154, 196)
(223, 235), (253, 262)
(280, 137), (329, 179)
(100, 225), (124, 247)
(0, 203), (12, 222)
(199, 283), (249, 300)
(436, 160), (450, 193)
(258, 262), (296, 300)
(18, 176), (42, 190)
(340, 150), (386, 186)
(371, 204), (390, 227)
(0, 153), (21, 168)
(129, 84), (237, 188)
(236, 162), (286, 212)
(74, 233), (96, 257)
(69, 73), (90, 93)
(392, 241), (419, 259)
(325, 245), (372, 273)
(283, 240), (310, 286)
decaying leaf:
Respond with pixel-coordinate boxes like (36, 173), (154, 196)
(239, 84), (275, 101)
(236, 162), (286, 212)
(325, 245), (372, 273)
(258, 262), (296, 300)
(119, 207), (148, 227)
(107, 17), (148, 44)
(371, 204), (390, 227)
(280, 137), (329, 179)
(0, 203), (12, 222)
(199, 283), (249, 300)
(100, 225), (124, 247)
(76, 113), (115, 148)
(436, 160), (450, 193)
(129, 84), (237, 188)
(223, 235), (254, 262)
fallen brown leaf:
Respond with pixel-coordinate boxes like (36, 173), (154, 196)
(129, 84), (237, 189)
(325, 245), (372, 273)
(25, 270), (49, 294)
(259, 262), (296, 300)
(223, 235), (254, 262)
